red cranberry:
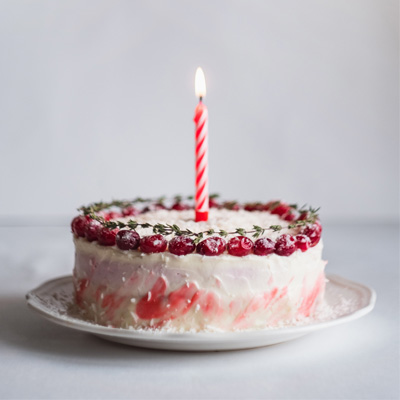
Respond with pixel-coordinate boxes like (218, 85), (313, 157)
(282, 210), (297, 222)
(275, 234), (297, 256)
(97, 227), (119, 246)
(95, 211), (108, 219)
(71, 215), (90, 237)
(197, 237), (226, 256)
(263, 201), (279, 211)
(297, 212), (309, 221)
(227, 236), (254, 257)
(122, 206), (139, 217)
(116, 230), (140, 250)
(295, 234), (311, 252)
(140, 234), (167, 253)
(254, 237), (275, 256)
(223, 201), (240, 211)
(314, 220), (322, 233)
(244, 203), (263, 212)
(209, 198), (220, 208)
(302, 223), (322, 247)
(169, 236), (196, 256)
(171, 203), (190, 211)
(106, 211), (122, 221)
(270, 203), (290, 217)
(142, 203), (166, 213)
(85, 219), (102, 242)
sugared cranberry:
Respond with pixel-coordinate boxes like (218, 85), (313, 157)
(270, 203), (290, 217)
(302, 223), (322, 247)
(122, 206), (139, 217)
(116, 230), (140, 250)
(314, 220), (322, 233)
(197, 237), (226, 256)
(275, 234), (297, 256)
(227, 236), (254, 257)
(263, 201), (280, 211)
(209, 198), (220, 208)
(105, 211), (122, 221)
(171, 203), (190, 211)
(140, 234), (167, 253)
(282, 210), (297, 222)
(142, 203), (166, 213)
(169, 236), (196, 256)
(295, 234), (311, 252)
(254, 237), (275, 256)
(85, 219), (101, 242)
(223, 201), (240, 211)
(297, 212), (309, 221)
(71, 215), (90, 237)
(97, 227), (119, 246)
(95, 211), (108, 219)
(244, 203), (263, 212)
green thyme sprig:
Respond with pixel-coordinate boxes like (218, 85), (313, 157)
(85, 203), (319, 243)
(79, 198), (152, 214)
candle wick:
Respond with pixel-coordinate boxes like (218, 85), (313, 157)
(199, 96), (203, 102)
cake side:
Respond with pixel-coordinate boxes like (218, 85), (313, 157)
(73, 238), (326, 331)
(71, 200), (326, 332)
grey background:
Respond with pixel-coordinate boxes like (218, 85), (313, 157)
(0, 0), (398, 223)
(0, 2), (398, 399)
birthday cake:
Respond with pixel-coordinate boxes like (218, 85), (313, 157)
(71, 197), (326, 332)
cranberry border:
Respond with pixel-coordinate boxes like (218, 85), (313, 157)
(72, 196), (321, 257)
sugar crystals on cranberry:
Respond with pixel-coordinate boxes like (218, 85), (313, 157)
(85, 219), (101, 242)
(116, 230), (140, 250)
(97, 227), (119, 246)
(71, 215), (90, 237)
(169, 236), (196, 256)
(275, 234), (297, 256)
(140, 234), (167, 253)
(302, 222), (322, 247)
(295, 234), (311, 252)
(253, 237), (275, 256)
(227, 236), (254, 257)
(197, 237), (226, 256)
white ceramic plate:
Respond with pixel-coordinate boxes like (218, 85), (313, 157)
(26, 274), (376, 351)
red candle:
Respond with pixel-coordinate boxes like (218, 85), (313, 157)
(193, 67), (209, 222)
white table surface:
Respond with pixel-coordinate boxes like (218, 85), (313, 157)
(0, 223), (398, 400)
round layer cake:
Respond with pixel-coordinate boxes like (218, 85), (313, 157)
(71, 198), (326, 332)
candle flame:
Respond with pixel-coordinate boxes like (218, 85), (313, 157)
(195, 67), (206, 98)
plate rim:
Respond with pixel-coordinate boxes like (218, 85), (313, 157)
(25, 274), (376, 342)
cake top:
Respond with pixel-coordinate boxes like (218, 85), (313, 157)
(71, 196), (322, 258)
(121, 208), (298, 240)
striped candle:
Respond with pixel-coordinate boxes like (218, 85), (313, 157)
(193, 67), (209, 222)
